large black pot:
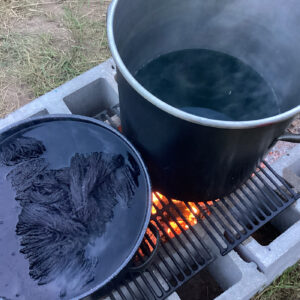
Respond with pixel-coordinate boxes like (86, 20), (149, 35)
(107, 0), (300, 202)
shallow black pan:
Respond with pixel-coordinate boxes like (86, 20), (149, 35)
(0, 115), (152, 300)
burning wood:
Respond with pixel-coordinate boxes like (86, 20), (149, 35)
(151, 192), (214, 239)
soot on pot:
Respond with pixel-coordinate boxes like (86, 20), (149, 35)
(0, 130), (140, 299)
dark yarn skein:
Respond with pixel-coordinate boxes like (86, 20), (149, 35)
(4, 135), (140, 295)
(0, 136), (46, 166)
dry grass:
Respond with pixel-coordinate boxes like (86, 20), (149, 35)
(253, 261), (300, 300)
(0, 0), (110, 117)
(0, 78), (23, 118)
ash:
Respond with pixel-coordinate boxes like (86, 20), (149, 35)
(2, 136), (140, 296)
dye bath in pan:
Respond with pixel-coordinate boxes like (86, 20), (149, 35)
(0, 120), (146, 300)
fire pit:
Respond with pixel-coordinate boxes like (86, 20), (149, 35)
(88, 107), (299, 300)
(0, 61), (299, 299)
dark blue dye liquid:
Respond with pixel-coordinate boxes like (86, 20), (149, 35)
(0, 120), (147, 300)
(135, 49), (280, 121)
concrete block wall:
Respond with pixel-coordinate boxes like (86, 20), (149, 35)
(236, 151), (300, 287)
(209, 251), (267, 300)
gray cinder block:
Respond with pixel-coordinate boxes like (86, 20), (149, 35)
(0, 58), (117, 130)
(209, 251), (267, 300)
(237, 198), (300, 286)
(283, 158), (300, 192)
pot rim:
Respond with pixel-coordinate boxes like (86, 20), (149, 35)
(107, 0), (300, 129)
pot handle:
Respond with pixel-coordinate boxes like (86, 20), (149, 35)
(127, 223), (160, 273)
(277, 133), (300, 143)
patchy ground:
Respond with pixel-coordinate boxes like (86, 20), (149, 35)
(253, 262), (300, 300)
(0, 0), (110, 118)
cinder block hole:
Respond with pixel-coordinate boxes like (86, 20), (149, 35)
(29, 109), (49, 118)
(235, 249), (253, 264)
(251, 221), (281, 246)
(63, 78), (118, 117)
(275, 201), (300, 231)
(251, 200), (300, 246)
(177, 269), (224, 300)
(207, 253), (242, 291)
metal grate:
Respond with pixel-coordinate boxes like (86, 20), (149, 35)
(87, 108), (299, 300)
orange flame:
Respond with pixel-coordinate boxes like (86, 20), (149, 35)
(151, 192), (215, 238)
(252, 162), (267, 177)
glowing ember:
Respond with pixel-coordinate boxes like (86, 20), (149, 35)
(251, 162), (267, 177)
(151, 192), (215, 238)
(137, 226), (156, 256)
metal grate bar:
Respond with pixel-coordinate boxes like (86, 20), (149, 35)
(239, 185), (269, 219)
(219, 197), (249, 231)
(152, 202), (197, 271)
(155, 253), (180, 285)
(245, 182), (272, 216)
(155, 199), (206, 265)
(254, 172), (284, 207)
(205, 204), (236, 244)
(263, 161), (297, 196)
(250, 177), (280, 209)
(123, 281), (137, 299)
(151, 217), (191, 274)
(139, 272), (159, 298)
(109, 292), (117, 300)
(214, 200), (243, 238)
(143, 236), (173, 288)
(167, 199), (213, 260)
(227, 194), (259, 227)
(116, 286), (127, 300)
(258, 165), (294, 199)
(91, 161), (298, 300)
(193, 202), (229, 252)
(184, 201), (226, 253)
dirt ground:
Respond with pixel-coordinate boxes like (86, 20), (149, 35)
(0, 0), (110, 118)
